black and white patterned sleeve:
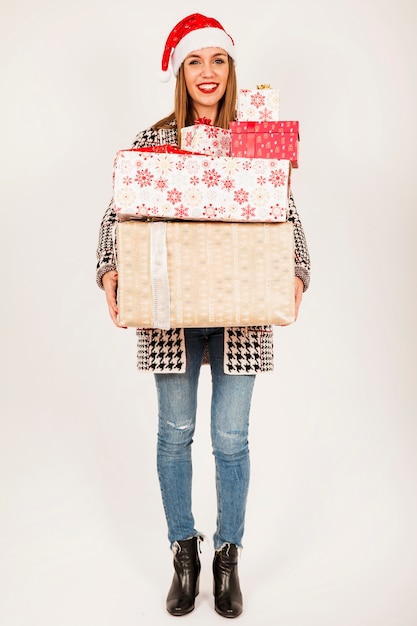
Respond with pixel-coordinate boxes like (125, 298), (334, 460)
(96, 197), (117, 289)
(288, 190), (311, 291)
(95, 127), (177, 289)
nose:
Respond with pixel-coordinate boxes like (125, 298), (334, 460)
(200, 60), (215, 78)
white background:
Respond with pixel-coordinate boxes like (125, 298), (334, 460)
(1, 0), (416, 624)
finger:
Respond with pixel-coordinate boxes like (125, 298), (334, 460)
(107, 301), (127, 328)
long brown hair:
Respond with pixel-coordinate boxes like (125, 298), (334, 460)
(153, 56), (237, 143)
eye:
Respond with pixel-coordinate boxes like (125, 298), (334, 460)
(214, 58), (225, 64)
(187, 59), (200, 65)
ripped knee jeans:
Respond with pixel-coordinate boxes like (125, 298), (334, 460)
(154, 327), (256, 550)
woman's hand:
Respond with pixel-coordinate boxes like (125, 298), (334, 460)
(281, 276), (304, 326)
(294, 276), (303, 321)
(102, 270), (127, 328)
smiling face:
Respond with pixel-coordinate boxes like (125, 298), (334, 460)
(183, 47), (230, 121)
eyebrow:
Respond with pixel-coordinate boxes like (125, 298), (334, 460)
(186, 52), (228, 60)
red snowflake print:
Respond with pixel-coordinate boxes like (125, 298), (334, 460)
(241, 205), (256, 220)
(204, 126), (219, 139)
(135, 168), (154, 187)
(242, 161), (252, 170)
(202, 169), (221, 187)
(203, 204), (217, 219)
(250, 92), (266, 108)
(269, 205), (286, 220)
(167, 188), (182, 204)
(174, 205), (189, 218)
(154, 177), (168, 191)
(268, 169), (287, 187)
(257, 176), (267, 186)
(185, 134), (193, 147)
(175, 160), (185, 170)
(259, 107), (273, 121)
(234, 188), (249, 204)
(220, 136), (230, 148)
(189, 175), (200, 186)
(222, 177), (235, 192)
(123, 176), (133, 185)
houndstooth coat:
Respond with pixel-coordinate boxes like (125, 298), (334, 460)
(96, 124), (311, 374)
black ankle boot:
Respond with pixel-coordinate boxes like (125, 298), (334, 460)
(213, 543), (243, 618)
(166, 537), (201, 616)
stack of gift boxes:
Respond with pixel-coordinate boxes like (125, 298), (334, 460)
(113, 86), (300, 330)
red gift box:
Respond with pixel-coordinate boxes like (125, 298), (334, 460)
(229, 121), (300, 167)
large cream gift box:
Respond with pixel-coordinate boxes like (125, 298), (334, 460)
(116, 220), (295, 329)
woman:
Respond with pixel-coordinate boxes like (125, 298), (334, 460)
(96, 13), (311, 618)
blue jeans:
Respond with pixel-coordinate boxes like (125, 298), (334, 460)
(154, 327), (256, 550)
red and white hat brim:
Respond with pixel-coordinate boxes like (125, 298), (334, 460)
(171, 27), (236, 76)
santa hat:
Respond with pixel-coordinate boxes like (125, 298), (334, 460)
(160, 13), (236, 82)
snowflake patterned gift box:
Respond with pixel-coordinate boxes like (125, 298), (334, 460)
(180, 119), (231, 157)
(230, 121), (300, 167)
(236, 86), (280, 122)
(113, 146), (291, 222)
(116, 220), (295, 329)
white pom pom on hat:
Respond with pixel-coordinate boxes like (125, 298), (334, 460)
(159, 13), (236, 82)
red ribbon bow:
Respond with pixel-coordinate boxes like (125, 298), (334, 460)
(195, 117), (212, 125)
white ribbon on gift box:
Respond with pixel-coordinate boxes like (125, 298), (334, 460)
(149, 221), (171, 330)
